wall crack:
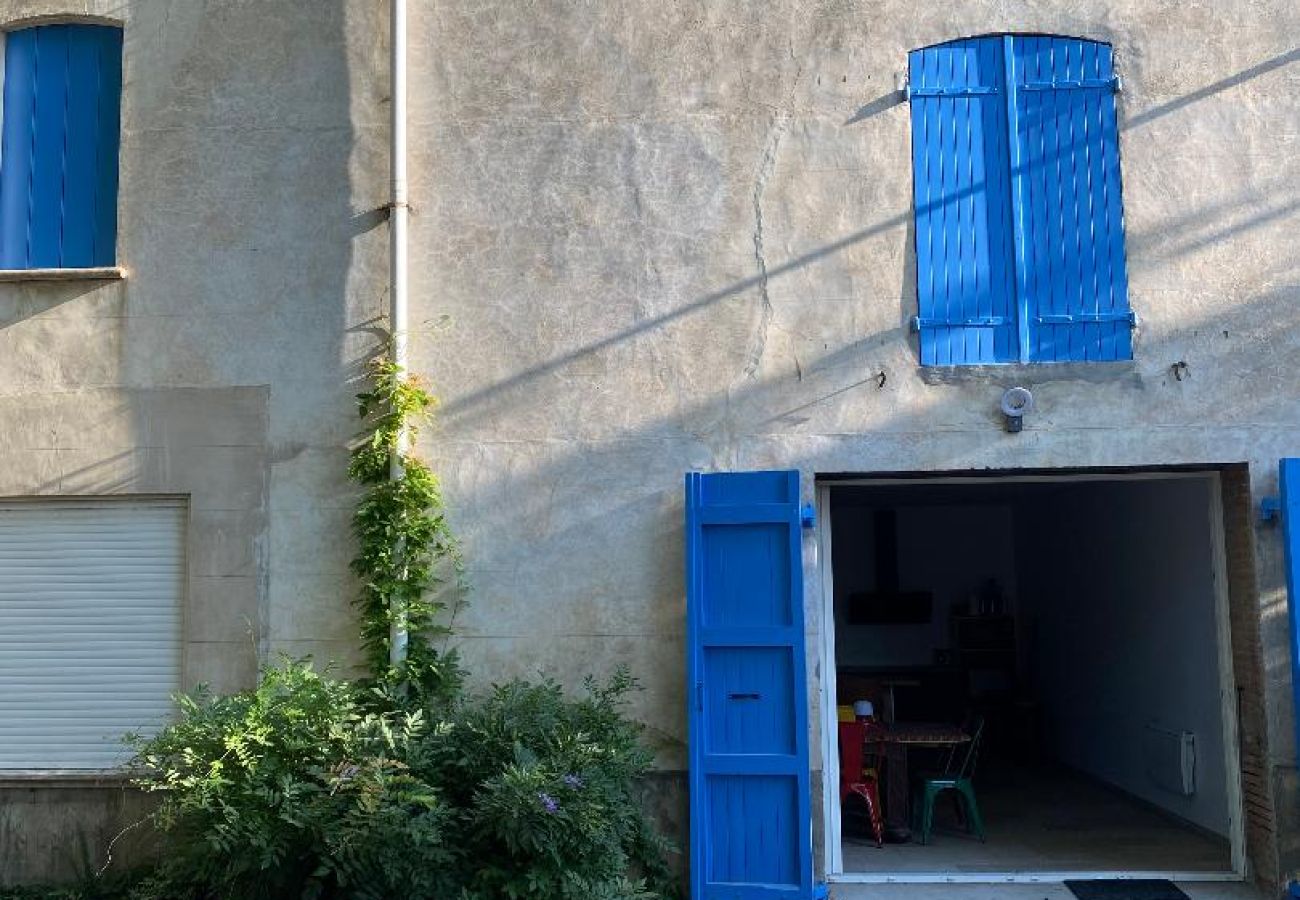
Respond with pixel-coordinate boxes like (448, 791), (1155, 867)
(743, 116), (788, 378)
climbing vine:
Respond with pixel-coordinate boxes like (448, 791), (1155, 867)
(348, 354), (462, 701)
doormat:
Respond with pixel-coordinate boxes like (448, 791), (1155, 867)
(1064, 880), (1190, 900)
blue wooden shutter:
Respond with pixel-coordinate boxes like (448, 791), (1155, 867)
(0, 24), (122, 269)
(1009, 36), (1132, 361)
(1279, 459), (1300, 764)
(909, 37), (1018, 364)
(686, 470), (814, 899)
(909, 34), (1133, 365)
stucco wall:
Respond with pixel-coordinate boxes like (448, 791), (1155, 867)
(0, 0), (381, 884)
(0, 0), (1296, 889)
(406, 0), (1299, 886)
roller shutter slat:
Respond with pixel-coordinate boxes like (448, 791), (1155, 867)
(0, 499), (183, 770)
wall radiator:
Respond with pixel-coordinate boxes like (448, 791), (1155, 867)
(1143, 724), (1196, 796)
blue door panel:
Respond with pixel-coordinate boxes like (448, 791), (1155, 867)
(704, 647), (796, 755)
(706, 775), (800, 885)
(702, 524), (792, 628)
(702, 473), (793, 505)
(686, 470), (813, 899)
(1279, 459), (1300, 764)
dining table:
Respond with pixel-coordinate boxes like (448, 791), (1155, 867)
(863, 721), (970, 842)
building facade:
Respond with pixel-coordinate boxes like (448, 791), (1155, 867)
(0, 0), (1297, 893)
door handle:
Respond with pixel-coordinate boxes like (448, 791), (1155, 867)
(728, 692), (762, 701)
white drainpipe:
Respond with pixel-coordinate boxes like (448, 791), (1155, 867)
(388, 0), (410, 668)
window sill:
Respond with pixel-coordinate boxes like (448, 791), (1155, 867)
(918, 360), (1138, 385)
(0, 265), (125, 282)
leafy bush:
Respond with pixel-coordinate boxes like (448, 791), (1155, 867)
(15, 359), (680, 899)
(121, 660), (679, 900)
(0, 874), (144, 900)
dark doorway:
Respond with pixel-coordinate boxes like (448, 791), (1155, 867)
(823, 473), (1244, 878)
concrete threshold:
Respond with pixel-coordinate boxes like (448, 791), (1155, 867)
(828, 882), (1265, 900)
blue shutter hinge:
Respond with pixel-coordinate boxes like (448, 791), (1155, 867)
(913, 315), (1011, 330)
(1261, 497), (1282, 523)
(1021, 77), (1120, 92)
(908, 85), (999, 98)
(800, 504), (817, 529)
(1034, 311), (1138, 326)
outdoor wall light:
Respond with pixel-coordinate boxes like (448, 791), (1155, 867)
(1000, 386), (1034, 433)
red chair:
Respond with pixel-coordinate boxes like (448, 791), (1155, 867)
(837, 720), (884, 848)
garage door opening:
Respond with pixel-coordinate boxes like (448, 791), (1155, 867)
(818, 471), (1247, 882)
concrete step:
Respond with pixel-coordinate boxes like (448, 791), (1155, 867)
(826, 881), (1268, 900)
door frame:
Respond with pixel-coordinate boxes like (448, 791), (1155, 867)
(815, 469), (1247, 884)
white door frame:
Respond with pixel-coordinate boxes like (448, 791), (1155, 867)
(815, 470), (1247, 884)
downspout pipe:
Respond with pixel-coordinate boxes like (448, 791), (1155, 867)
(388, 0), (410, 668)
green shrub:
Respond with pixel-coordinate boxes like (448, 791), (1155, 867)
(18, 358), (680, 899)
(427, 670), (676, 899)
(122, 659), (679, 900)
(0, 874), (143, 900)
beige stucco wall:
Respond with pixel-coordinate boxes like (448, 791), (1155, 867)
(0, 0), (381, 884)
(0, 0), (1297, 889)
(407, 0), (1300, 887)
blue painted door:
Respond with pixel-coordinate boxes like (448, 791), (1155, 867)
(685, 470), (813, 899)
(1279, 459), (1300, 763)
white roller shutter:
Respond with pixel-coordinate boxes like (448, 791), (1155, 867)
(0, 499), (184, 770)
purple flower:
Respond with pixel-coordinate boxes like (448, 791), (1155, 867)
(538, 791), (559, 813)
(562, 774), (584, 789)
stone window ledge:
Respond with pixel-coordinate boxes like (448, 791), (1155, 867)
(0, 266), (125, 282)
(917, 360), (1138, 385)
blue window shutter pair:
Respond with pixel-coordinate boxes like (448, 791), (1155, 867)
(909, 35), (1132, 364)
(685, 470), (817, 899)
(0, 24), (122, 269)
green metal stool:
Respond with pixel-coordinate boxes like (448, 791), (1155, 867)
(912, 716), (986, 845)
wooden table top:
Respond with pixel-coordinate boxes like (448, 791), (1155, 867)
(864, 722), (970, 745)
